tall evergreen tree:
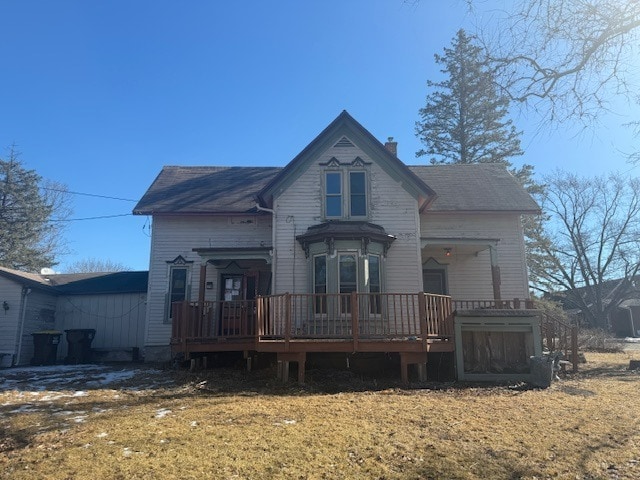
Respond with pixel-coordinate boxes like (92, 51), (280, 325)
(417, 30), (548, 296)
(416, 29), (524, 166)
(0, 148), (68, 271)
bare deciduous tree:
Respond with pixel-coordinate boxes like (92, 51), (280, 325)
(530, 171), (640, 328)
(63, 257), (131, 273)
(481, 0), (640, 126)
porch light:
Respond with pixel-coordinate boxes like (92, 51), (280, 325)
(444, 248), (452, 257)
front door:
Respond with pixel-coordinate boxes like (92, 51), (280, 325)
(220, 272), (258, 335)
(423, 269), (447, 295)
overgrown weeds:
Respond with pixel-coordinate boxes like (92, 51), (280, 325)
(578, 327), (625, 352)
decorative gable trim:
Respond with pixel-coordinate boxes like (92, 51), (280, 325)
(334, 136), (355, 148)
(166, 255), (193, 265)
(319, 156), (373, 167)
(320, 157), (342, 168)
(351, 156), (370, 167)
(256, 110), (437, 210)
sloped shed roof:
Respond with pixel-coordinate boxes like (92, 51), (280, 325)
(0, 266), (148, 295)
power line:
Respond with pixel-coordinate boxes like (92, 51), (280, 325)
(42, 186), (138, 202)
(51, 213), (134, 222)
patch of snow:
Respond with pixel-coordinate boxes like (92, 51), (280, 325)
(97, 432), (108, 438)
(0, 364), (169, 397)
(155, 408), (171, 418)
(9, 405), (38, 414)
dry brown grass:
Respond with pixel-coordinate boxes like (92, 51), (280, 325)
(2, 352), (640, 480)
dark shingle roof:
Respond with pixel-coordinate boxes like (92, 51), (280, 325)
(133, 166), (282, 215)
(51, 271), (148, 295)
(134, 163), (539, 215)
(408, 164), (540, 213)
(0, 267), (148, 295)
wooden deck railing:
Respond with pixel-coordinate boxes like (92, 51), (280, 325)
(453, 298), (536, 310)
(540, 311), (579, 372)
(172, 293), (455, 345)
(257, 292), (454, 340)
(171, 299), (257, 343)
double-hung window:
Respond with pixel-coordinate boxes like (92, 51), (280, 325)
(313, 255), (327, 314)
(349, 172), (366, 217)
(368, 255), (381, 314)
(339, 253), (358, 313)
(325, 172), (342, 217)
(167, 266), (189, 321)
(324, 170), (367, 219)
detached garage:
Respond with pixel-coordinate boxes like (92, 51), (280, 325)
(0, 266), (147, 366)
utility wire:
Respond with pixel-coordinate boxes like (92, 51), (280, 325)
(50, 213), (134, 222)
(42, 186), (138, 202)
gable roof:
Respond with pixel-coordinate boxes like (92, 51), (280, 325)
(408, 164), (540, 213)
(256, 111), (437, 210)
(133, 112), (539, 215)
(0, 266), (148, 295)
(134, 166), (281, 215)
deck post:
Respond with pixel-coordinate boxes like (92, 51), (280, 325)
(181, 300), (189, 353)
(418, 293), (428, 350)
(284, 292), (291, 352)
(198, 264), (207, 336)
(399, 352), (428, 385)
(351, 291), (359, 350)
(277, 352), (306, 384)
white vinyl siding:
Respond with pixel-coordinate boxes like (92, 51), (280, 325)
(144, 215), (272, 347)
(420, 212), (530, 300)
(0, 276), (24, 362)
(16, 290), (58, 366)
(274, 143), (422, 296)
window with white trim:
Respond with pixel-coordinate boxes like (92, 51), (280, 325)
(324, 170), (368, 219)
(349, 171), (366, 217)
(167, 266), (189, 321)
(368, 254), (381, 314)
(325, 172), (342, 217)
(313, 255), (327, 314)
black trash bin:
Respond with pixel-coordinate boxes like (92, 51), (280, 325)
(65, 329), (96, 364)
(31, 331), (62, 365)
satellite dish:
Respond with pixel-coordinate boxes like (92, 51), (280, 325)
(40, 268), (56, 275)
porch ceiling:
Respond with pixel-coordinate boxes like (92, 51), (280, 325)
(193, 247), (272, 264)
(420, 237), (499, 259)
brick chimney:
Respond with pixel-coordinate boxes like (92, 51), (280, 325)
(384, 137), (398, 157)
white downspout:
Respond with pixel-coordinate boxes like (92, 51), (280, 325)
(256, 203), (276, 294)
(15, 287), (31, 366)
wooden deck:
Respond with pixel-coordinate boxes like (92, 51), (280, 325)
(170, 294), (577, 382)
(171, 292), (455, 382)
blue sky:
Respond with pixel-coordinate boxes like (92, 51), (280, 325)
(1, 1), (638, 272)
